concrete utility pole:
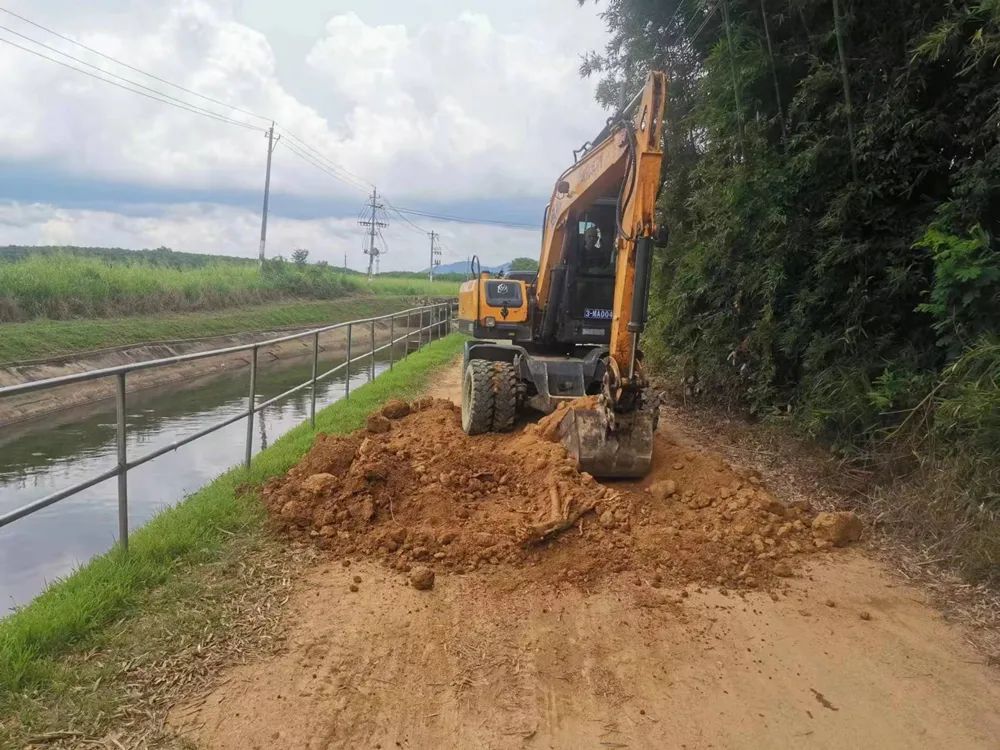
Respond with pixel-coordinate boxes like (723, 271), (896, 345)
(358, 186), (387, 280)
(428, 230), (441, 282)
(343, 251), (348, 272)
(258, 122), (281, 267)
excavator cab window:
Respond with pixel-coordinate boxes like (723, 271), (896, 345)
(484, 280), (523, 308)
(559, 202), (617, 335)
(575, 207), (616, 278)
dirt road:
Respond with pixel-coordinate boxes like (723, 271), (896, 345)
(170, 362), (1000, 749)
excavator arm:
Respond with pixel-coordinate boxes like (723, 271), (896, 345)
(539, 71), (668, 478)
(537, 71), (668, 409)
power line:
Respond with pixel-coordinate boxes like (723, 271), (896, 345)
(0, 5), (546, 237)
(282, 140), (371, 193)
(0, 23), (264, 131)
(666, 0), (691, 30)
(280, 129), (372, 191)
(687, 2), (720, 45)
(0, 4), (371, 197)
(0, 6), (272, 123)
(391, 205), (540, 230)
(0, 35), (263, 132)
(382, 196), (428, 235)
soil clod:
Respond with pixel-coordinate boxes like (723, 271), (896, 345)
(812, 511), (863, 547)
(410, 566), (435, 590)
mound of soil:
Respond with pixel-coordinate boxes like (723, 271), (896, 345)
(261, 398), (857, 588)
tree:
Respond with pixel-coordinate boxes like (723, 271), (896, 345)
(291, 249), (309, 266)
(510, 257), (539, 272)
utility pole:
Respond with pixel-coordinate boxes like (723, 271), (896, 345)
(258, 122), (280, 267)
(428, 231), (441, 282)
(358, 186), (387, 280)
(343, 251), (348, 272)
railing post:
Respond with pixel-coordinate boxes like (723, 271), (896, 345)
(389, 315), (395, 370)
(370, 319), (376, 380)
(421, 308), (426, 348)
(405, 312), (411, 359)
(245, 346), (258, 469)
(115, 371), (129, 552)
(310, 331), (319, 428)
(345, 323), (352, 400)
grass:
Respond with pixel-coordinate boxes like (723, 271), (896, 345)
(0, 334), (465, 739)
(0, 296), (422, 363)
(0, 252), (458, 323)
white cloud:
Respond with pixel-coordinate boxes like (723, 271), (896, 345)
(0, 200), (538, 271)
(0, 1), (606, 203)
(301, 10), (605, 200)
(0, 1), (608, 269)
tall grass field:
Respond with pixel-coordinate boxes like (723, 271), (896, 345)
(0, 250), (458, 322)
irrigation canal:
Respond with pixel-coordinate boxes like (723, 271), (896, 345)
(0, 350), (393, 611)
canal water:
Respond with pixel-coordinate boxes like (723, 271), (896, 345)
(0, 348), (394, 612)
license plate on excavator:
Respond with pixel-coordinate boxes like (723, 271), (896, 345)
(557, 404), (656, 479)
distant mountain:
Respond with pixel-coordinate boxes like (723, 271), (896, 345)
(427, 260), (511, 276)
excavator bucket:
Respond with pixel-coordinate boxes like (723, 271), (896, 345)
(557, 404), (656, 479)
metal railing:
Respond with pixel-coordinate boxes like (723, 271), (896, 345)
(0, 302), (453, 549)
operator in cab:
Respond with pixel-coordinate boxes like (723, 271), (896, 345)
(581, 223), (614, 275)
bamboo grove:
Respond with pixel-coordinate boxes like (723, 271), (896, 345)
(578, 0), (999, 576)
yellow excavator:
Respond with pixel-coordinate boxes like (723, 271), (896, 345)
(457, 71), (668, 478)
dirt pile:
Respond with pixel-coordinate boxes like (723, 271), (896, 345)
(261, 398), (859, 588)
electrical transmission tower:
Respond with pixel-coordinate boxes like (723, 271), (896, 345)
(428, 231), (442, 281)
(358, 187), (388, 280)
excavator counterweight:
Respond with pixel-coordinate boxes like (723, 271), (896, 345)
(456, 71), (669, 478)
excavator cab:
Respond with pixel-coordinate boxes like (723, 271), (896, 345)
(553, 200), (618, 345)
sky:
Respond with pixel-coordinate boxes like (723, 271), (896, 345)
(0, 0), (610, 271)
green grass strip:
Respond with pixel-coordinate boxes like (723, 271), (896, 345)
(0, 334), (465, 694)
(0, 251), (460, 323)
(0, 296), (424, 363)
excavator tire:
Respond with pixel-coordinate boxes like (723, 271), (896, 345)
(462, 359), (495, 435)
(490, 361), (519, 432)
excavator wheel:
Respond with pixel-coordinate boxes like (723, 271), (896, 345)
(461, 359), (520, 435)
(462, 359), (495, 435)
(490, 361), (519, 432)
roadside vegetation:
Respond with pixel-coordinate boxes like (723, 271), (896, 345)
(0, 297), (419, 363)
(589, 1), (1000, 582)
(0, 247), (457, 322)
(0, 335), (465, 747)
